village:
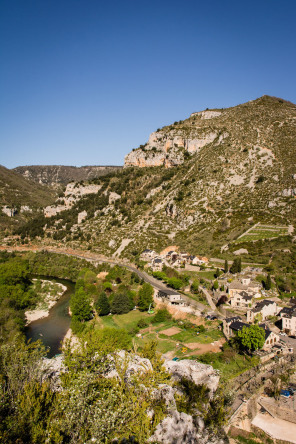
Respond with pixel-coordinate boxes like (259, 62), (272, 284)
(139, 246), (296, 441)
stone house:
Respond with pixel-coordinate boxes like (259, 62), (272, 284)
(141, 249), (157, 260)
(247, 299), (277, 323)
(278, 306), (296, 336)
(228, 280), (261, 298)
(151, 257), (164, 271)
(224, 318), (279, 350)
(230, 291), (253, 309)
(223, 316), (242, 338)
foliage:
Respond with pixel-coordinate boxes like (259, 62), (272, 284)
(111, 293), (133, 314)
(265, 273), (272, 290)
(95, 291), (110, 316)
(230, 257), (242, 274)
(167, 277), (184, 290)
(190, 279), (200, 293)
(138, 283), (154, 311)
(151, 308), (172, 323)
(70, 286), (93, 322)
(224, 259), (228, 273)
(236, 325), (265, 352)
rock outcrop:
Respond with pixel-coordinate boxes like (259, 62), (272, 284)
(149, 410), (225, 444)
(164, 359), (219, 397)
(124, 107), (228, 168)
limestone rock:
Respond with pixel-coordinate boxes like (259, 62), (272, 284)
(233, 248), (249, 255)
(105, 350), (153, 381)
(148, 410), (225, 444)
(78, 210), (87, 224)
(152, 384), (177, 410)
(164, 359), (219, 397)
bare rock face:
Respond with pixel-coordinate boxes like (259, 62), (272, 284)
(78, 210), (87, 224)
(148, 411), (225, 444)
(166, 202), (179, 218)
(233, 248), (249, 255)
(124, 121), (225, 168)
(152, 383), (177, 410)
(164, 359), (219, 397)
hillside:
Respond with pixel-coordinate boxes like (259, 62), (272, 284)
(0, 165), (56, 232)
(10, 96), (296, 260)
(13, 165), (123, 188)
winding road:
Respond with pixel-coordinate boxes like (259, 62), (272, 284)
(1, 244), (220, 314)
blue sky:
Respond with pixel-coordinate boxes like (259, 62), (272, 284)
(1, 0), (296, 168)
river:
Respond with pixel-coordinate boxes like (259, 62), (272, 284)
(25, 277), (74, 358)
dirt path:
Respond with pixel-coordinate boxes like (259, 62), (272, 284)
(185, 338), (225, 355)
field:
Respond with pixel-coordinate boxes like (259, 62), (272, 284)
(235, 223), (289, 244)
(96, 310), (225, 360)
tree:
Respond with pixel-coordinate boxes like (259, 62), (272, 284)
(167, 277), (183, 290)
(213, 280), (219, 290)
(191, 280), (200, 294)
(236, 325), (265, 352)
(70, 287), (93, 322)
(111, 293), (132, 314)
(265, 274), (272, 290)
(138, 283), (154, 311)
(230, 258), (241, 274)
(224, 260), (228, 273)
(95, 292), (110, 316)
(215, 268), (221, 278)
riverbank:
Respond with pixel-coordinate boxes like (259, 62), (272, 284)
(25, 279), (67, 325)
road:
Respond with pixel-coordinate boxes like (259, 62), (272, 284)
(1, 244), (214, 313)
(0, 245), (181, 296)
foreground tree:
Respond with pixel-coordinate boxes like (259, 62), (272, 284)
(236, 325), (265, 352)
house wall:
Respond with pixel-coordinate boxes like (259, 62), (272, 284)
(262, 331), (279, 350)
(282, 316), (296, 335)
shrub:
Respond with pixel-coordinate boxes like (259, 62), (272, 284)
(152, 309), (172, 323)
(137, 319), (149, 329)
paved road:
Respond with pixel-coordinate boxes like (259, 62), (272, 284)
(2, 245), (211, 312)
(0, 245), (182, 296)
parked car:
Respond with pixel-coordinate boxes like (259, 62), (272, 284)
(280, 389), (291, 398)
(279, 332), (287, 336)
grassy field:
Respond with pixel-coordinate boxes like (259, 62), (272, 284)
(198, 351), (259, 381)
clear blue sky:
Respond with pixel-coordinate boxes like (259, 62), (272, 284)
(1, 0), (296, 168)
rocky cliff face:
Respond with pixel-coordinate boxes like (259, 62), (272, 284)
(124, 108), (228, 168)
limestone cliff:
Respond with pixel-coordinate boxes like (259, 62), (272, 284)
(124, 108), (228, 167)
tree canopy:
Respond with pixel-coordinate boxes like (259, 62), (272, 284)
(236, 325), (265, 352)
(138, 283), (154, 311)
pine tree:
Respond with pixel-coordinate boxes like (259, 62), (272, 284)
(95, 291), (110, 316)
(70, 287), (93, 322)
(224, 259), (228, 273)
(111, 293), (132, 314)
(265, 273), (272, 290)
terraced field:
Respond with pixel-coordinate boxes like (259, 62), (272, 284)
(235, 223), (289, 244)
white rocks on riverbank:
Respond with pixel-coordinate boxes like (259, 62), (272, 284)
(25, 280), (67, 325)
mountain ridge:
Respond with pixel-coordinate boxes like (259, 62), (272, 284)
(13, 165), (123, 188)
